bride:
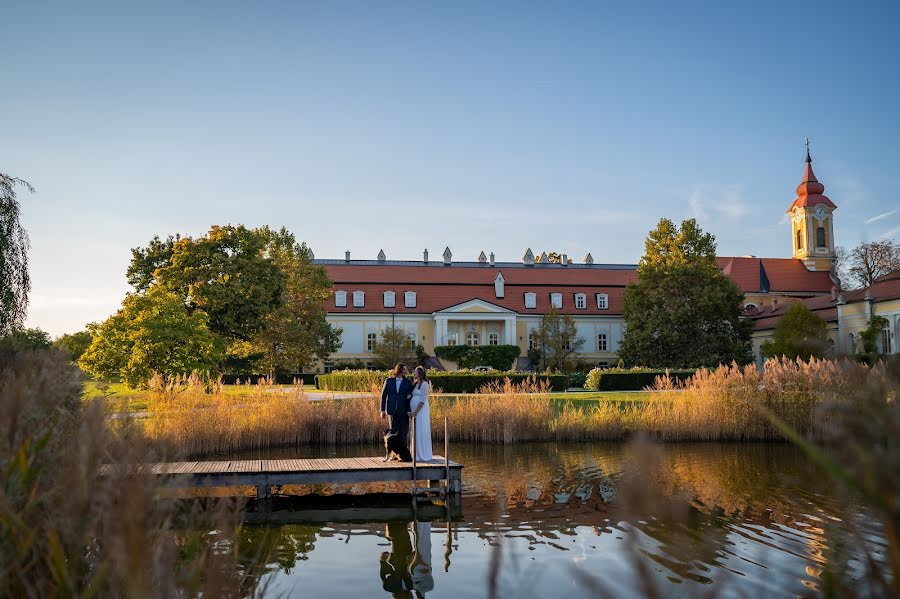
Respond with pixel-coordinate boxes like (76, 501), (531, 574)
(409, 366), (433, 461)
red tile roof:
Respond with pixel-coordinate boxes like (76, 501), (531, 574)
(748, 294), (839, 331)
(321, 256), (835, 315)
(787, 161), (837, 211)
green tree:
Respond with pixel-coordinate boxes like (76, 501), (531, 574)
(0, 174), (33, 335)
(536, 308), (585, 371)
(372, 326), (416, 369)
(235, 228), (341, 374)
(53, 330), (93, 362)
(0, 327), (52, 353)
(126, 234), (180, 292)
(130, 225), (286, 342)
(79, 288), (223, 388)
(760, 303), (830, 361)
(618, 218), (752, 368)
(859, 315), (889, 362)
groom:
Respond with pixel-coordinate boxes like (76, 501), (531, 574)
(381, 363), (413, 446)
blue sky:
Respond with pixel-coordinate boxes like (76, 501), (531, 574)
(3, 1), (899, 336)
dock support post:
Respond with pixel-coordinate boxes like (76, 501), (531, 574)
(256, 482), (271, 500)
(444, 416), (450, 494)
(412, 416), (417, 493)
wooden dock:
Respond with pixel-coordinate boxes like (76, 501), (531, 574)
(102, 455), (462, 498)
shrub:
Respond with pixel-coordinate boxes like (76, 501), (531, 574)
(568, 371), (588, 388)
(433, 345), (521, 370)
(585, 367), (696, 391)
(316, 369), (389, 391)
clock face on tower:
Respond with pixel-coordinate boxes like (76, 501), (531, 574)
(815, 206), (826, 220)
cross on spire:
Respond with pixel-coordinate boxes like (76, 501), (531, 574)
(805, 137), (811, 163)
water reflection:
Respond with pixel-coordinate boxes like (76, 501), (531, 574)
(222, 442), (885, 597)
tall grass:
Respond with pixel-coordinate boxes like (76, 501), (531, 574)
(141, 358), (893, 456)
(0, 350), (269, 597)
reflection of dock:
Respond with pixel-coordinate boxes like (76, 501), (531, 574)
(101, 456), (463, 498)
(244, 493), (463, 524)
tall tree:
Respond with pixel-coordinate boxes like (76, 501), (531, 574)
(760, 303), (830, 361)
(79, 288), (223, 388)
(0, 174), (33, 335)
(0, 327), (52, 353)
(836, 240), (900, 290)
(536, 308), (585, 371)
(618, 218), (752, 368)
(234, 228), (341, 373)
(131, 225), (286, 341)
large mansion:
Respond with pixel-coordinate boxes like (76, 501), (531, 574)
(314, 153), (895, 370)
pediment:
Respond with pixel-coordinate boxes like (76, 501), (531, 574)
(434, 298), (516, 314)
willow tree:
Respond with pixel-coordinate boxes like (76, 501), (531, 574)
(0, 173), (33, 335)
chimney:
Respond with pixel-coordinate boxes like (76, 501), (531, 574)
(345, 250), (351, 262)
(489, 252), (495, 266)
(443, 246), (452, 266)
(562, 253), (568, 266)
(423, 249), (429, 263)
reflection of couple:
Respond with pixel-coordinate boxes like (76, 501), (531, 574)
(380, 520), (434, 597)
(380, 363), (433, 461)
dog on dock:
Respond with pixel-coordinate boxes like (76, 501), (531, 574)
(382, 430), (412, 462)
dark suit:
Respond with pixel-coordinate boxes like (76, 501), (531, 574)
(379, 521), (413, 595)
(381, 376), (413, 445)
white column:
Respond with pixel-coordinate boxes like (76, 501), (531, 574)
(504, 316), (515, 345)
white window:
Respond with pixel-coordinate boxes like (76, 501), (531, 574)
(550, 293), (563, 309)
(366, 332), (377, 352)
(488, 332), (499, 346)
(383, 291), (395, 308)
(575, 293), (586, 309)
(596, 293), (608, 310)
(597, 333), (608, 352)
(528, 332), (539, 350)
(407, 331), (417, 349)
(334, 290), (347, 307)
(524, 292), (537, 309)
(447, 333), (458, 347)
(563, 339), (571, 351)
(882, 326), (892, 354)
(404, 291), (416, 308)
(466, 332), (480, 346)
(352, 291), (365, 307)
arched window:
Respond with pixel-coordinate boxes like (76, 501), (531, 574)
(882, 324), (893, 354)
(334, 290), (347, 307)
(465, 332), (479, 346)
(528, 332), (539, 351)
(796, 229), (803, 250)
(816, 227), (826, 248)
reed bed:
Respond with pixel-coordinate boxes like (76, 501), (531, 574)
(141, 358), (894, 456)
(0, 350), (269, 598)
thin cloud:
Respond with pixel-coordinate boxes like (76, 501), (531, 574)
(865, 208), (899, 224)
(879, 226), (900, 240)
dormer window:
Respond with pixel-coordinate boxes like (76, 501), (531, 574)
(404, 291), (416, 308)
(596, 294), (608, 310)
(335, 290), (347, 307)
(550, 293), (563, 309)
(524, 293), (537, 309)
(574, 293), (586, 309)
(383, 291), (395, 308)
(352, 291), (365, 308)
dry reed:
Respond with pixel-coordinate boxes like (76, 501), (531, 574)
(0, 350), (269, 598)
(142, 358), (893, 456)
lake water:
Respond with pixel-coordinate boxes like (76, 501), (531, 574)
(220, 442), (885, 598)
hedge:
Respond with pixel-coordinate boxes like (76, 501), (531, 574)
(222, 373), (318, 385)
(316, 369), (569, 393)
(433, 345), (521, 370)
(584, 368), (696, 391)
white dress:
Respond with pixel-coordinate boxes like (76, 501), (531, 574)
(410, 381), (433, 461)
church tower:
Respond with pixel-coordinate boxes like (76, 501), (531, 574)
(788, 143), (837, 271)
